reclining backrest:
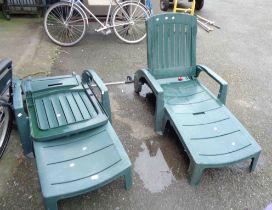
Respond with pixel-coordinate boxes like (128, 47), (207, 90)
(146, 13), (197, 79)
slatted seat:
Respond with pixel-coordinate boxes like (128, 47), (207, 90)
(13, 70), (132, 209)
(21, 74), (108, 141)
(134, 13), (261, 185)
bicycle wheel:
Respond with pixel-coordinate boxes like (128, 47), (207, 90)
(44, 2), (87, 47)
(0, 100), (12, 159)
(112, 1), (150, 44)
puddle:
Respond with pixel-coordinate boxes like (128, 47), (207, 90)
(134, 140), (176, 193)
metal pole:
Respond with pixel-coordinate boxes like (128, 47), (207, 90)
(197, 20), (213, 32)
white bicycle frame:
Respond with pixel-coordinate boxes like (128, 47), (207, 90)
(65, 0), (145, 32)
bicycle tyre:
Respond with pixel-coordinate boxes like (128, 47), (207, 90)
(44, 2), (87, 47)
(160, 0), (169, 11)
(0, 101), (12, 159)
(112, 2), (150, 44)
(195, 0), (204, 10)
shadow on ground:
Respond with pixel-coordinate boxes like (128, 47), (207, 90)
(1, 0), (272, 209)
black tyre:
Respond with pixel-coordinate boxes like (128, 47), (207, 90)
(195, 0), (204, 10)
(160, 0), (170, 11)
(0, 101), (12, 159)
(44, 2), (87, 47)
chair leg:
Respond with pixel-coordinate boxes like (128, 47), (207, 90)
(161, 117), (168, 135)
(124, 168), (132, 190)
(188, 162), (204, 186)
(44, 197), (58, 210)
(250, 153), (260, 172)
(154, 97), (164, 135)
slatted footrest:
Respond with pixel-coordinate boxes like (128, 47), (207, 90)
(34, 122), (131, 203)
(162, 80), (261, 185)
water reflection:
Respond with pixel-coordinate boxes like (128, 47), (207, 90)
(134, 140), (176, 193)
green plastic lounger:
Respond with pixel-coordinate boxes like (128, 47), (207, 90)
(134, 13), (261, 186)
(13, 70), (132, 210)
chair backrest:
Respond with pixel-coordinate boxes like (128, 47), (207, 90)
(146, 13), (197, 79)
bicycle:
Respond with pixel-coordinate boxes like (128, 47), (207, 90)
(0, 59), (13, 159)
(44, 0), (151, 46)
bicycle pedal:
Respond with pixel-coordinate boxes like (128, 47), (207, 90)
(100, 29), (112, 35)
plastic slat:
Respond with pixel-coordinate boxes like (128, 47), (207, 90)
(79, 92), (98, 118)
(44, 130), (113, 164)
(43, 97), (59, 128)
(51, 95), (67, 126)
(65, 93), (84, 122)
(163, 22), (169, 69)
(59, 94), (76, 124)
(46, 145), (121, 185)
(188, 131), (252, 156)
(174, 107), (230, 126)
(162, 82), (203, 97)
(181, 118), (239, 139)
(166, 91), (212, 105)
(169, 23), (174, 68)
(169, 99), (221, 114)
(35, 98), (50, 129)
(157, 21), (163, 70)
(72, 92), (91, 120)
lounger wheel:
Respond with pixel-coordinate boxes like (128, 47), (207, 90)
(160, 0), (170, 11)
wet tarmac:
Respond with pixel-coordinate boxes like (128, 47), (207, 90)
(1, 0), (272, 209)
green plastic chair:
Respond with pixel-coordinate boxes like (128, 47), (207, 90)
(13, 70), (132, 210)
(134, 13), (261, 186)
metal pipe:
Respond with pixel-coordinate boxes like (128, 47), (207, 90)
(91, 76), (134, 87)
(197, 20), (213, 32)
(197, 15), (221, 29)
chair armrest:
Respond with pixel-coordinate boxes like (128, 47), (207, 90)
(135, 68), (164, 95)
(82, 70), (111, 122)
(196, 65), (228, 104)
(134, 68), (164, 133)
(12, 79), (32, 156)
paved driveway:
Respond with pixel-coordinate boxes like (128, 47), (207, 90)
(0, 0), (272, 209)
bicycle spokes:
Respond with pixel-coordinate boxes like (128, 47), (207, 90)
(45, 2), (86, 46)
(112, 2), (149, 43)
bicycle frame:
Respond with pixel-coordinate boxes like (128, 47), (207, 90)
(0, 60), (12, 96)
(0, 58), (12, 159)
(65, 0), (143, 32)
